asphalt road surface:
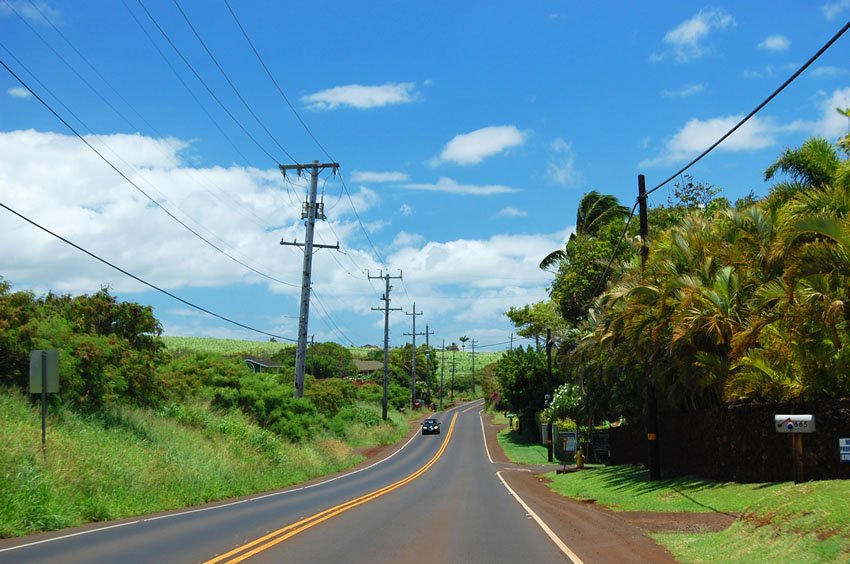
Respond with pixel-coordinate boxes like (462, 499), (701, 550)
(0, 401), (673, 563)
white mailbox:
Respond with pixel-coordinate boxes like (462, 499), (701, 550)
(774, 414), (815, 433)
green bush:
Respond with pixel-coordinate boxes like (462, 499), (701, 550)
(305, 378), (356, 416)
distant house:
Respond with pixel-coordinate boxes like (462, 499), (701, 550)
(243, 355), (283, 374)
(354, 360), (384, 376)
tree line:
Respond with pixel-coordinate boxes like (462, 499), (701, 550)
(496, 119), (850, 433)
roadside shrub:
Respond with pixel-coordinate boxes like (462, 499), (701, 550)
(305, 378), (356, 416)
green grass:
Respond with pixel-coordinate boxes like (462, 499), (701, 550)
(496, 429), (552, 465)
(545, 465), (850, 563)
(492, 429), (850, 562)
(160, 335), (292, 357)
(0, 389), (406, 538)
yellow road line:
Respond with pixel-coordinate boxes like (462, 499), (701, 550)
(205, 412), (459, 564)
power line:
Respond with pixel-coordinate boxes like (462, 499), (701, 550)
(222, 0), (331, 167)
(588, 19), (850, 298)
(220, 2), (390, 270)
(311, 289), (356, 347)
(122, 0), (254, 167)
(0, 56), (300, 290)
(645, 18), (850, 198)
(0, 199), (295, 342)
(136, 0), (281, 166)
(171, 0), (300, 165)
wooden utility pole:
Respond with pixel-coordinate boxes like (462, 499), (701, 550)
(439, 339), (445, 410)
(369, 271), (402, 420)
(639, 174), (661, 480)
(424, 324), (435, 403)
(546, 328), (554, 463)
(280, 161), (339, 398)
(470, 338), (477, 396)
(404, 303), (424, 408)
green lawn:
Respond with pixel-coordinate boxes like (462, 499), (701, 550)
(493, 426), (850, 563)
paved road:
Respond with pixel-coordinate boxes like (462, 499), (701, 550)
(0, 401), (668, 563)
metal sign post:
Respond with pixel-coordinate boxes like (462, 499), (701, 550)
(29, 350), (59, 454)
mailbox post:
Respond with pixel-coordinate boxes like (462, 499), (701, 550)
(774, 414), (815, 484)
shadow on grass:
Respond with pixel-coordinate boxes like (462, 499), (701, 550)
(594, 465), (739, 516)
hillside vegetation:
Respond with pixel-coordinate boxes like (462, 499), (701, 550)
(0, 285), (419, 538)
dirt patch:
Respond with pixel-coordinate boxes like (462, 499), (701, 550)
(617, 510), (736, 533)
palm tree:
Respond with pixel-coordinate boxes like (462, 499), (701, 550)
(764, 137), (840, 190)
(459, 335), (469, 352)
(539, 191), (628, 271)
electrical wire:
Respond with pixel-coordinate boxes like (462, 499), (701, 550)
(171, 0), (300, 165)
(588, 19), (850, 297)
(311, 289), (356, 346)
(644, 18), (850, 199)
(136, 0), (281, 166)
(23, 0), (161, 136)
(122, 0), (253, 167)
(223, 0), (334, 164)
(0, 57), (300, 290)
(0, 199), (295, 341)
(221, 1), (390, 270)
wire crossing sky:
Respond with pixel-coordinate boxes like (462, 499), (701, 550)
(1, 1), (849, 348)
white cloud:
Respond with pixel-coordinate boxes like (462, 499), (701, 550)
(386, 230), (569, 324)
(350, 170), (409, 183)
(7, 87), (32, 99)
(652, 8), (735, 63)
(640, 115), (776, 167)
(0, 1), (61, 24)
(808, 87), (850, 139)
(640, 88), (850, 168)
(810, 66), (848, 78)
(546, 138), (583, 187)
(301, 82), (419, 111)
(822, 0), (850, 20)
(399, 204), (413, 216)
(0, 129), (362, 296)
(391, 231), (424, 248)
(400, 177), (518, 195)
(758, 35), (790, 52)
(661, 83), (705, 98)
(496, 207), (528, 218)
(433, 125), (527, 166)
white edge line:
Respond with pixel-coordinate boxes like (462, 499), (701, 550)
(479, 412), (494, 464)
(0, 521), (140, 553)
(495, 471), (584, 564)
(0, 415), (427, 552)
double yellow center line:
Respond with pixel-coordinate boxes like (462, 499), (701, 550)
(205, 412), (459, 563)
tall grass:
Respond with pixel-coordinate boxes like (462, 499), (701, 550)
(0, 389), (405, 538)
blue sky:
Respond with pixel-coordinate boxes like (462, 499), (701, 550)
(1, 1), (849, 350)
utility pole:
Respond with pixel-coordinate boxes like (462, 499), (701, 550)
(639, 173), (661, 481)
(470, 338), (477, 396)
(280, 161), (339, 399)
(546, 328), (554, 463)
(369, 270), (402, 420)
(450, 346), (456, 401)
(404, 303), (424, 409)
(424, 324), (435, 403)
(439, 339), (445, 411)
(510, 332), (514, 351)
